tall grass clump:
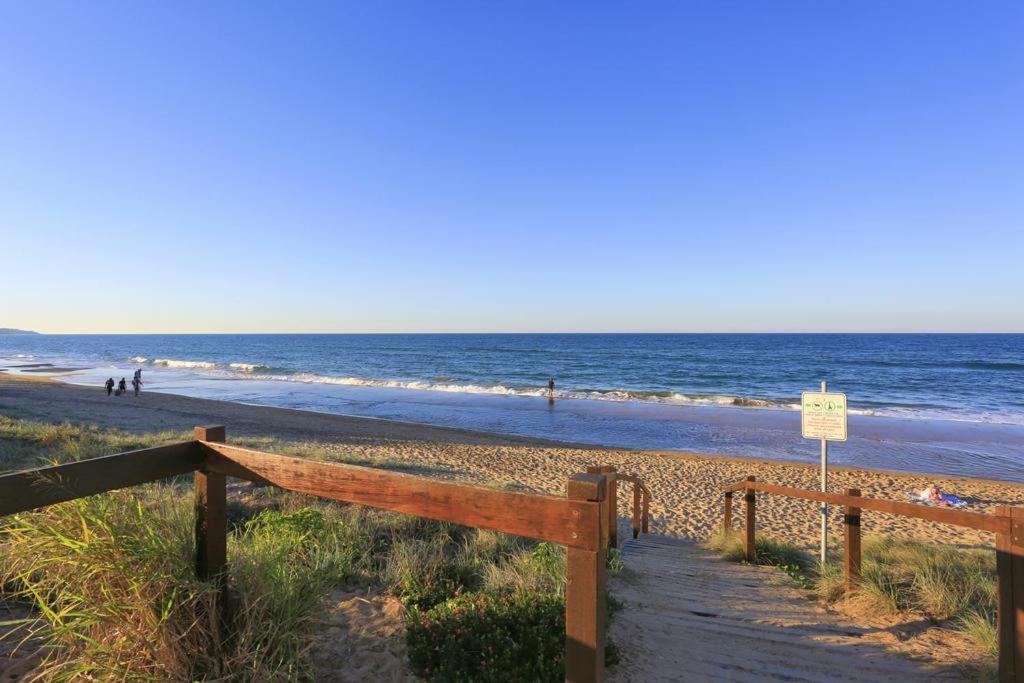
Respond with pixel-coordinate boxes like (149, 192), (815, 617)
(708, 529), (814, 573)
(816, 537), (996, 655)
(0, 487), (220, 680)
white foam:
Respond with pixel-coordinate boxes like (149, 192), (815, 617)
(229, 362), (271, 372)
(153, 358), (217, 369)
(129, 356), (148, 363)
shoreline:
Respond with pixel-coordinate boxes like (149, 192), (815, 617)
(1, 372), (1018, 487)
(3, 373), (1023, 549)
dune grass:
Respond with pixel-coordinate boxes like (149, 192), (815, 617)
(709, 529), (997, 667)
(0, 416), (594, 680)
(816, 537), (997, 657)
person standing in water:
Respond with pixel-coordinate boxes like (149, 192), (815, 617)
(105, 377), (115, 396)
(547, 376), (555, 403)
(131, 375), (141, 396)
(134, 368), (142, 384)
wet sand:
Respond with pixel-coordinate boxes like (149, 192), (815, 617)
(3, 374), (1023, 549)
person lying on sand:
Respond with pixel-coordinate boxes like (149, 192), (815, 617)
(909, 484), (969, 508)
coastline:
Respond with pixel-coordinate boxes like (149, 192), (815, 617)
(3, 373), (1023, 549)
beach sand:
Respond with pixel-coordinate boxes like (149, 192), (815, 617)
(2, 374), (1022, 550)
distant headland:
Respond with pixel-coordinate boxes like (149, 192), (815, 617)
(0, 328), (39, 335)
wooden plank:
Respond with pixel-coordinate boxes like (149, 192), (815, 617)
(844, 488), (861, 598)
(723, 479), (1009, 534)
(744, 476), (756, 563)
(565, 473), (607, 683)
(202, 443), (602, 550)
(724, 491), (733, 532)
(0, 442), (202, 516)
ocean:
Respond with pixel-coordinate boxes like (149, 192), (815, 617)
(2, 333), (1023, 481)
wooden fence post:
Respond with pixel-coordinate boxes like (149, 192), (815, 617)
(195, 425), (228, 643)
(587, 465), (617, 549)
(996, 506), (1024, 683)
(566, 473), (607, 683)
(844, 488), (861, 598)
(724, 491), (733, 533)
(632, 483), (641, 539)
(642, 490), (649, 534)
(744, 476), (756, 563)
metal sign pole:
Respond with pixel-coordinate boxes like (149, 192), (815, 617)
(820, 379), (828, 566)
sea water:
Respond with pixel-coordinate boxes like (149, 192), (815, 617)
(1, 334), (1022, 481)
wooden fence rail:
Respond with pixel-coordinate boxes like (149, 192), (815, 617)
(723, 477), (1024, 683)
(0, 425), (619, 682)
(586, 466), (651, 547)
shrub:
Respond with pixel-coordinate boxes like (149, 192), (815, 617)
(406, 592), (565, 682)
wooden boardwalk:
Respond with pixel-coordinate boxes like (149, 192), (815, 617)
(608, 535), (965, 682)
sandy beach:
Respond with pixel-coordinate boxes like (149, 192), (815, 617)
(2, 373), (1022, 550)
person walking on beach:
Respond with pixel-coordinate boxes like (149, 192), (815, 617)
(131, 375), (141, 396)
(117, 377), (127, 396)
(134, 368), (142, 384)
(105, 377), (115, 396)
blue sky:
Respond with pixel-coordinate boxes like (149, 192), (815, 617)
(1, 2), (1021, 333)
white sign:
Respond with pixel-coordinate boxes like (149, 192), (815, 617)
(801, 391), (848, 441)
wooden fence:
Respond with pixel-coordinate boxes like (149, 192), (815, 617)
(0, 425), (646, 683)
(723, 477), (1024, 683)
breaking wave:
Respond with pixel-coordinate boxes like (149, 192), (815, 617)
(152, 358), (217, 369)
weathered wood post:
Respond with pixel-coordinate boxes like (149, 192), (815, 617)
(641, 490), (649, 534)
(744, 476), (756, 563)
(195, 425), (228, 640)
(724, 490), (733, 532)
(632, 483), (641, 539)
(844, 488), (861, 598)
(996, 506), (1024, 683)
(566, 473), (607, 683)
(587, 465), (617, 549)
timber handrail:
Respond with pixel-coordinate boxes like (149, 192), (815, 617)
(722, 478), (1008, 534)
(0, 425), (611, 682)
(722, 476), (1024, 683)
(587, 466), (652, 547)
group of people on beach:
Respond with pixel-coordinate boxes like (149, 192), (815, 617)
(105, 368), (143, 397)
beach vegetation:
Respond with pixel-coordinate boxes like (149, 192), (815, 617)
(710, 530), (997, 670)
(816, 538), (996, 657)
(0, 416), (616, 680)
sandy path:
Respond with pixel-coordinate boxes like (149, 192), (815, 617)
(2, 375), (1023, 550)
(608, 536), (966, 682)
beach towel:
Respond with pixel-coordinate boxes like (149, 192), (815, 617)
(907, 490), (969, 508)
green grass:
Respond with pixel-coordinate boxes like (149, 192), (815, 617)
(0, 416), (599, 680)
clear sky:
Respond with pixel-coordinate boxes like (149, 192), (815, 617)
(1, 2), (1021, 333)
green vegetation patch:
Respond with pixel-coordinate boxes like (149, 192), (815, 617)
(407, 592), (566, 682)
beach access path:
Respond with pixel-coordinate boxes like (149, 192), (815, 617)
(609, 535), (966, 682)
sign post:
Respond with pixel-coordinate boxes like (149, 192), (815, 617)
(801, 382), (848, 566)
